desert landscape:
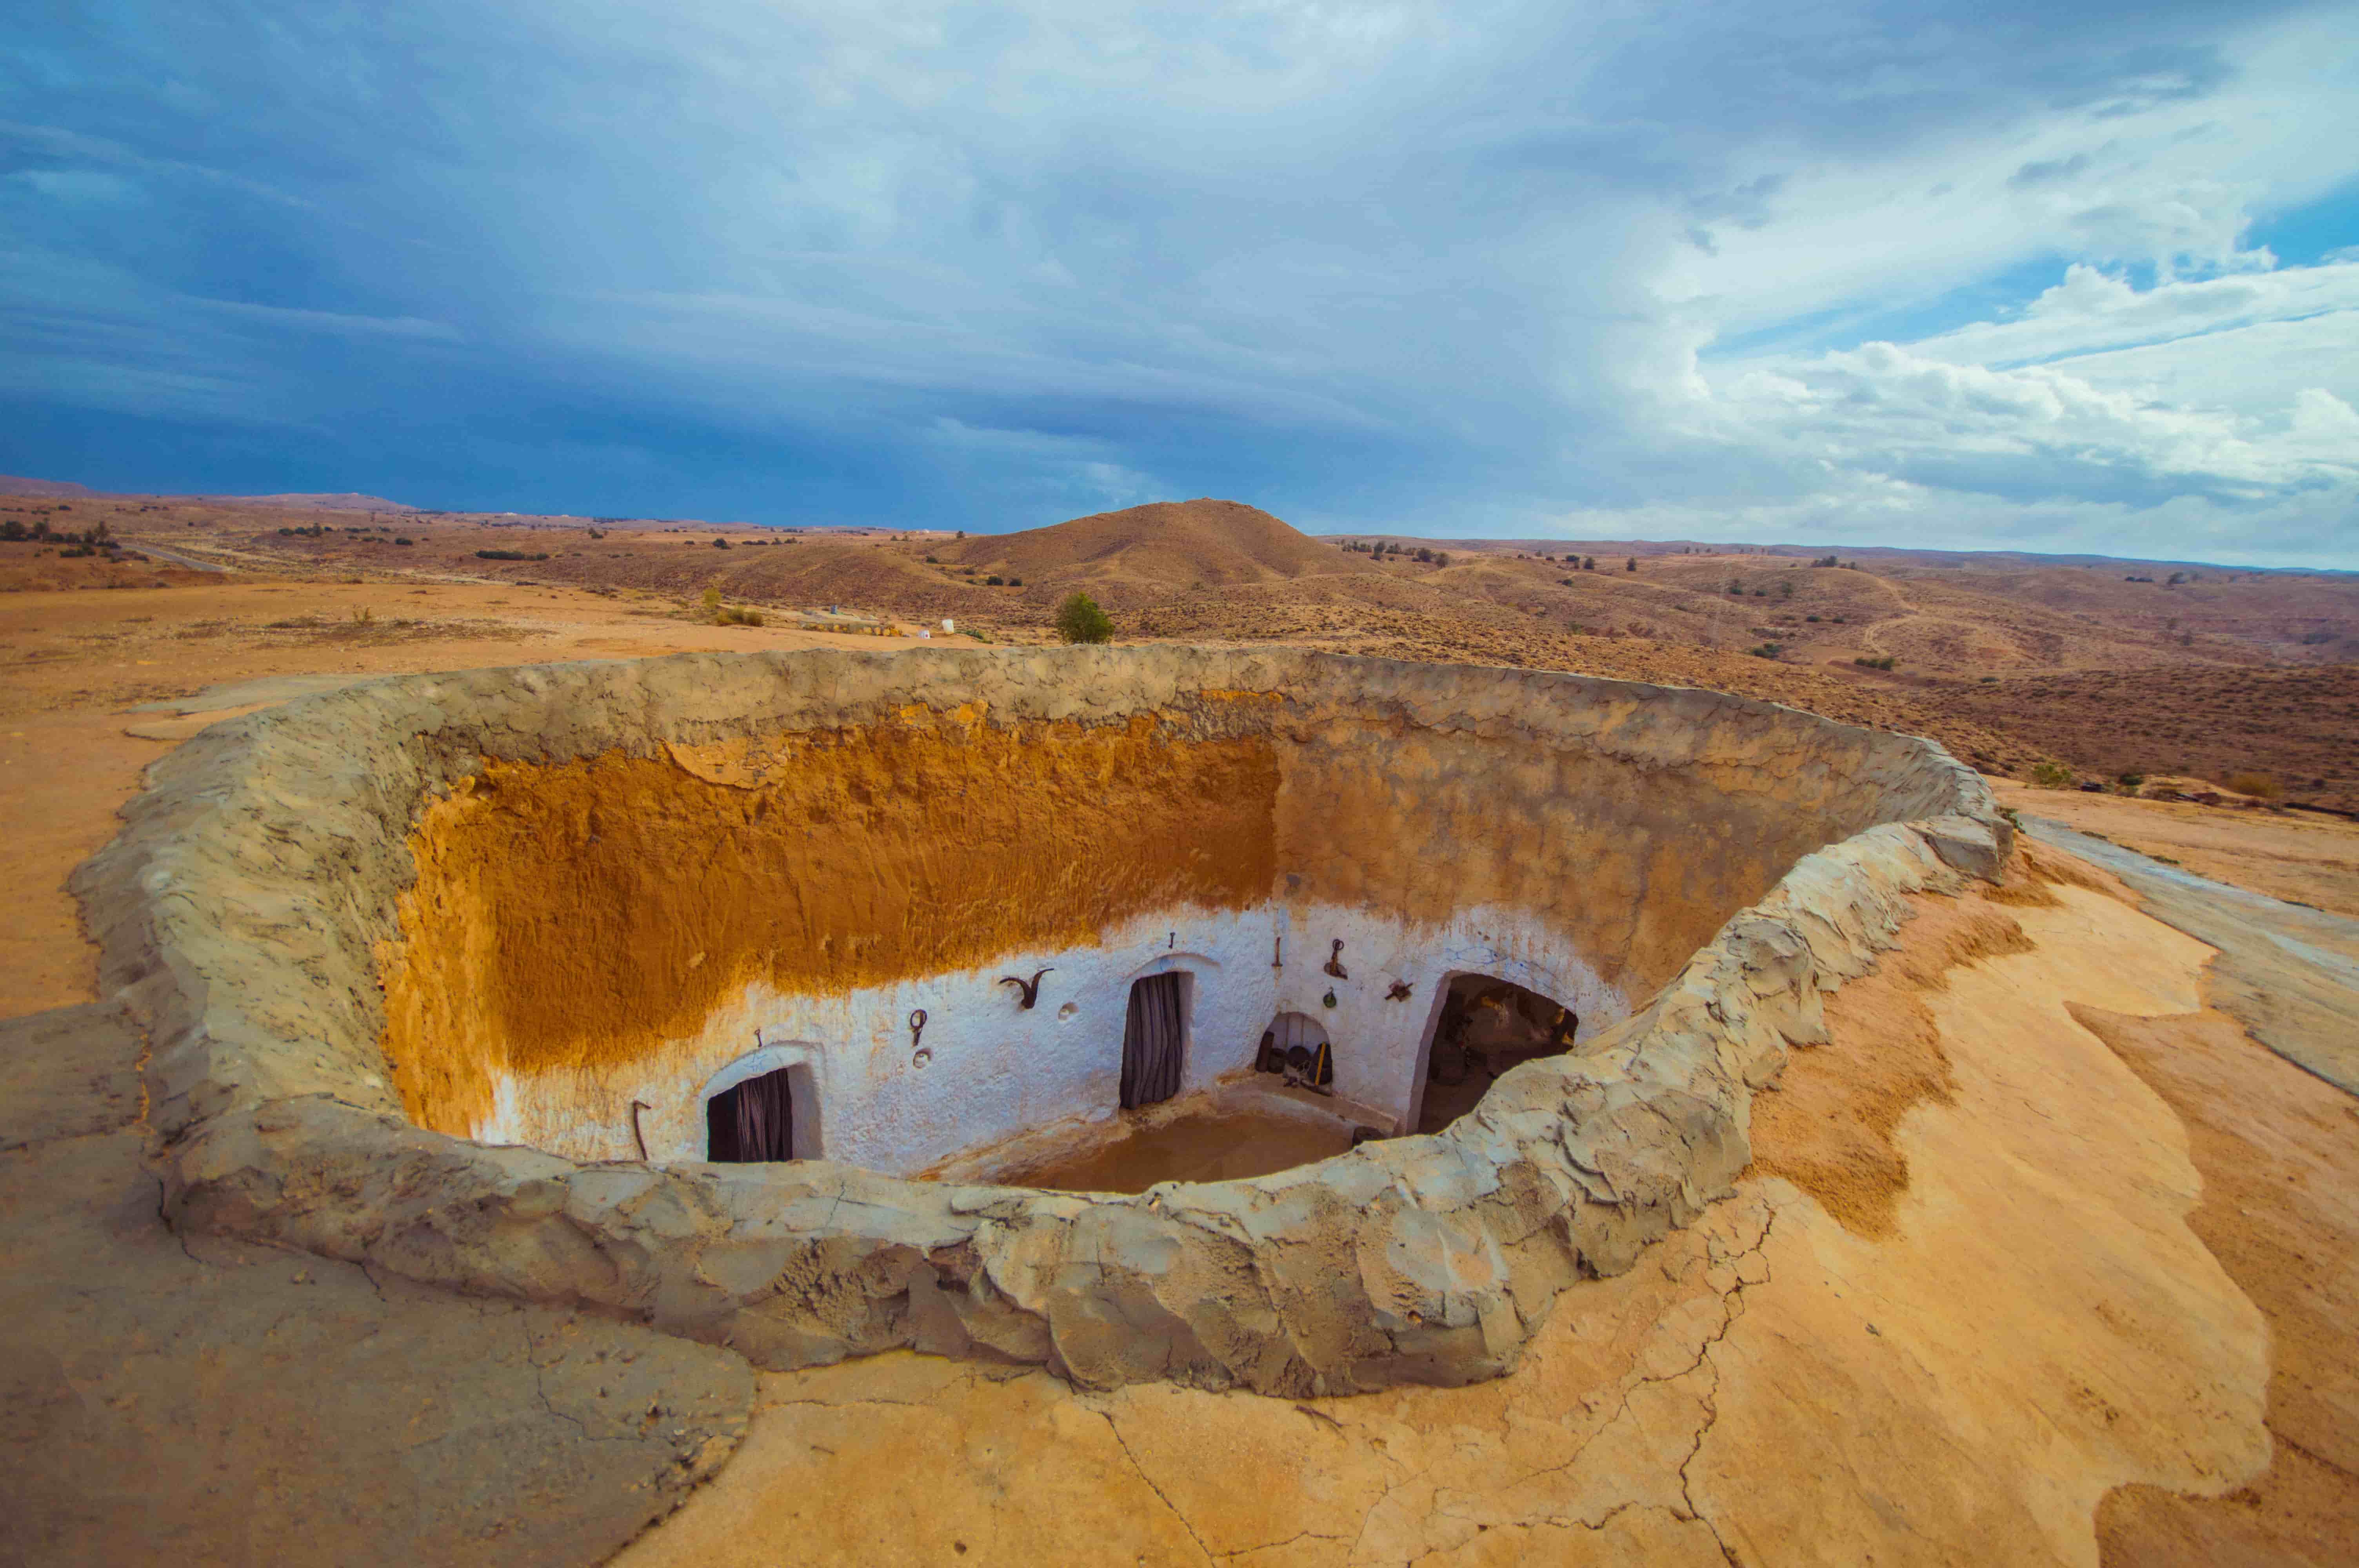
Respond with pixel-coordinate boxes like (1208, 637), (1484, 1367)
(15, 0), (2359, 1557)
(9, 480), (2357, 809)
(3, 477), (2355, 1565)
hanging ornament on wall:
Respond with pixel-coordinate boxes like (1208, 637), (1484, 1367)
(1322, 989), (1338, 1009)
(997, 968), (1052, 1009)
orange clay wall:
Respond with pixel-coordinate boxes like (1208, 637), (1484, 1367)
(380, 708), (1279, 1136)
(1272, 710), (1890, 1002)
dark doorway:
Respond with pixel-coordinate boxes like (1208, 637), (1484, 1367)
(1416, 976), (1578, 1134)
(706, 1067), (795, 1161)
(1121, 972), (1187, 1110)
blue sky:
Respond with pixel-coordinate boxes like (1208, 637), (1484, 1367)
(5, 1), (2357, 564)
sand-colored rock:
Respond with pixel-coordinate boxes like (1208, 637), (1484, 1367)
(2086, 1004), (2359, 1563)
(615, 877), (2270, 1566)
(1993, 779), (2359, 920)
(0, 998), (756, 1568)
(2022, 814), (2359, 1096)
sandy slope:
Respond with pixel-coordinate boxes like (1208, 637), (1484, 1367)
(1994, 782), (2359, 920)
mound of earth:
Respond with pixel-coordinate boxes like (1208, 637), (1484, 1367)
(945, 498), (1383, 599)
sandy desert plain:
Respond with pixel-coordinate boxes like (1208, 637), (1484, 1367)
(3, 478), (2357, 1566)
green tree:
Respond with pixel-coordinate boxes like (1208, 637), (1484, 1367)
(1056, 590), (1114, 644)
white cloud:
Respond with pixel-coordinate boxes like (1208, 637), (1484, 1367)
(1904, 261), (2359, 368)
(1643, 253), (2359, 564)
(1717, 336), (2356, 495)
(1663, 9), (2359, 336)
(9, 169), (140, 203)
(191, 298), (464, 341)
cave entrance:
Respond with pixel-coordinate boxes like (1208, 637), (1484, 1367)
(706, 1066), (796, 1161)
(1120, 972), (1188, 1110)
(1416, 975), (1578, 1135)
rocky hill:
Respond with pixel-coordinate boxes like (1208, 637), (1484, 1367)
(945, 499), (1384, 600)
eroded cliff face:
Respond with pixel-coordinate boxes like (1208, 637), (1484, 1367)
(1271, 706), (1922, 1000)
(383, 711), (1280, 1136)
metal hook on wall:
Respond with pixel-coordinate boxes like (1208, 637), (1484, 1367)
(909, 1008), (928, 1049)
(628, 1099), (652, 1161)
(998, 968), (1053, 1009)
(1324, 939), (1349, 980)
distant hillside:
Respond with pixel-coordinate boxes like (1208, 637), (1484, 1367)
(0, 475), (414, 511)
(192, 492), (416, 512)
(0, 475), (97, 498)
(950, 499), (1379, 598)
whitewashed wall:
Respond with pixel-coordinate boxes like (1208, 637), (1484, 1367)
(1274, 902), (1625, 1137)
(478, 900), (1629, 1175)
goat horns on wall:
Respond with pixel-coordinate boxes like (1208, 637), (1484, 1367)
(998, 968), (1054, 1009)
(1324, 939), (1349, 979)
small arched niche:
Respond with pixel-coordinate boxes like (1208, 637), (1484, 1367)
(1255, 1009), (1333, 1089)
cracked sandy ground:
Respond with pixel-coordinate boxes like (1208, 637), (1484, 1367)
(616, 881), (2271, 1568)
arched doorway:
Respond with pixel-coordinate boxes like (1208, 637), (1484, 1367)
(706, 1066), (796, 1162)
(1255, 1010), (1334, 1090)
(1415, 975), (1578, 1134)
(1120, 972), (1189, 1110)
